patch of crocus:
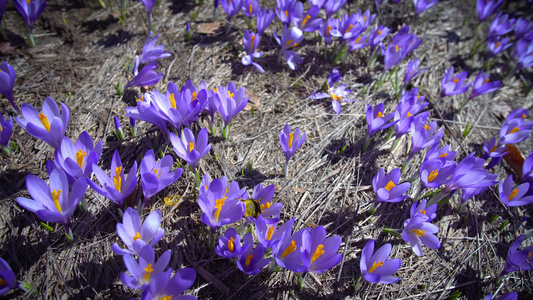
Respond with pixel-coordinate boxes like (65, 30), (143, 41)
(256, 8), (275, 35)
(197, 177), (245, 229)
(140, 149), (183, 202)
(275, 0), (296, 26)
(125, 60), (164, 89)
(0, 61), (18, 112)
(310, 68), (356, 115)
(308, 226), (342, 273)
(139, 33), (171, 64)
(255, 216), (295, 250)
(394, 100), (429, 138)
(410, 199), (437, 221)
(13, 0), (46, 46)
(468, 71), (501, 100)
(410, 120), (444, 159)
(237, 233), (270, 275)
(366, 103), (397, 138)
(89, 149), (138, 208)
(360, 239), (401, 284)
(499, 117), (533, 145)
(140, 267), (197, 300)
(0, 258), (20, 296)
(169, 127), (211, 174)
(167, 81), (206, 128)
(420, 157), (455, 189)
(499, 175), (533, 207)
(214, 82), (249, 138)
(16, 168), (87, 236)
(324, 0), (347, 19)
(292, 3), (322, 32)
(487, 13), (515, 40)
(0, 111), (13, 150)
(242, 30), (264, 73)
(404, 58), (427, 86)
(414, 0), (439, 15)
(114, 115), (124, 140)
(487, 37), (512, 58)
(372, 168), (411, 204)
(440, 66), (471, 97)
(112, 207), (164, 256)
(279, 124), (306, 177)
(125, 91), (170, 133)
(330, 13), (367, 41)
(15, 97), (70, 149)
(477, 0), (503, 22)
(354, 9), (375, 28)
(273, 227), (311, 273)
(402, 214), (440, 256)
(273, 26), (304, 70)
(216, 228), (248, 259)
(242, 0), (260, 18)
(500, 234), (533, 276)
(121, 245), (171, 290)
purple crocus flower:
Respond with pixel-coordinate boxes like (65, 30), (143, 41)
(409, 120), (444, 159)
(308, 226), (342, 273)
(214, 82), (249, 129)
(424, 144), (457, 164)
(499, 175), (533, 207)
(255, 216), (295, 250)
(420, 157), (455, 189)
(477, 0), (503, 22)
(273, 26), (304, 70)
(330, 13), (367, 41)
(0, 112), (13, 148)
(15, 97), (70, 149)
(0, 61), (18, 112)
(384, 26), (422, 70)
(310, 0), (326, 7)
(13, 0), (46, 29)
(114, 115), (124, 140)
(16, 168), (87, 227)
(402, 214), (440, 256)
(279, 124), (306, 176)
(140, 268), (197, 300)
(487, 12), (515, 40)
(483, 137), (507, 169)
(273, 227), (311, 273)
(413, 0), (439, 15)
(499, 117), (533, 145)
(319, 18), (335, 44)
(169, 127), (211, 172)
(468, 71), (501, 100)
(372, 168), (411, 204)
(139, 34), (171, 64)
(368, 25), (389, 52)
(324, 0), (347, 19)
(349, 34), (369, 51)
(404, 58), (428, 86)
(515, 18), (533, 41)
(500, 234), (533, 275)
(112, 207), (164, 256)
(484, 292), (518, 300)
(440, 66), (471, 97)
(487, 37), (512, 58)
(121, 245), (171, 290)
(216, 228), (248, 258)
(242, 30), (264, 73)
(140, 149), (183, 201)
(221, 0), (243, 22)
(292, 3), (322, 32)
(515, 39), (533, 69)
(89, 150), (138, 208)
(242, 0), (260, 18)
(522, 149), (533, 183)
(310, 68), (356, 114)
(410, 199), (437, 221)
(275, 0), (297, 26)
(256, 8), (275, 36)
(198, 177), (245, 229)
(394, 94), (428, 138)
(246, 183), (282, 221)
(0, 258), (20, 296)
(366, 103), (398, 138)
(360, 239), (401, 284)
(237, 233), (270, 275)
(125, 91), (170, 133)
(126, 60), (164, 89)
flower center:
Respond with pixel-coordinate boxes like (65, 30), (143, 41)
(249, 4), (253, 14)
(169, 93), (177, 109)
(266, 226), (274, 241)
(0, 278), (6, 286)
(509, 188), (519, 200)
(76, 149), (87, 169)
(260, 202), (271, 210)
(368, 260), (384, 273)
(311, 244), (324, 263)
(420, 209), (427, 214)
(439, 153), (448, 157)
(191, 91), (197, 101)
(384, 180), (395, 191)
(407, 112), (412, 117)
(483, 78), (490, 84)
(521, 114), (527, 119)
(52, 189), (62, 213)
(509, 127), (519, 134)
(354, 36), (361, 44)
(495, 41), (500, 48)
(189, 142), (195, 152)
(453, 78), (459, 83)
(227, 237), (235, 252)
(425, 124), (431, 130)
(302, 15), (311, 26)
(39, 113), (51, 132)
(284, 10), (288, 18)
(143, 263), (153, 281)
(136, 94), (144, 102)
(345, 24), (354, 33)
(378, 30), (382, 35)
(133, 232), (141, 241)
(428, 170), (439, 182)
(154, 168), (162, 178)
(288, 133), (294, 149)
(250, 35), (255, 52)
(227, 91), (234, 98)
(412, 229), (425, 237)
(245, 254), (254, 266)
(376, 111), (383, 118)
(395, 45), (399, 52)
(282, 240), (297, 258)
(327, 25), (331, 36)
(113, 166), (122, 192)
(161, 296), (172, 300)
(214, 198), (225, 222)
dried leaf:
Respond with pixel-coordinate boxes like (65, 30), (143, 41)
(197, 22), (223, 34)
(292, 186), (306, 193)
(503, 144), (525, 178)
(244, 89), (260, 110)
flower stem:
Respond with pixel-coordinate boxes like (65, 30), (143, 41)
(383, 228), (402, 238)
(284, 160), (289, 177)
(65, 226), (74, 243)
(26, 27), (36, 47)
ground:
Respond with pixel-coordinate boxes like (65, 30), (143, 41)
(0, 0), (533, 299)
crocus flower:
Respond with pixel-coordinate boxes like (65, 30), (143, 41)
(477, 0), (503, 22)
(216, 228), (248, 258)
(275, 0), (297, 26)
(515, 39), (533, 69)
(279, 124), (306, 176)
(366, 103), (397, 138)
(0, 258), (20, 296)
(440, 66), (471, 97)
(125, 61), (164, 89)
(410, 199), (437, 222)
(140, 149), (183, 201)
(330, 13), (367, 41)
(500, 234), (533, 275)
(89, 150), (138, 208)
(484, 292), (519, 300)
(483, 137), (507, 169)
(125, 91), (170, 133)
(15, 97), (70, 149)
(420, 157), (455, 189)
(394, 98), (428, 138)
(242, 30), (264, 73)
(384, 26), (422, 70)
(414, 0), (439, 15)
(499, 175), (533, 207)
(367, 25), (389, 53)
(319, 18), (336, 44)
(198, 177), (245, 229)
(121, 245), (171, 290)
(487, 13), (515, 40)
(423, 144), (457, 164)
(242, 0), (260, 18)
(0, 112), (13, 148)
(499, 117), (533, 145)
(0, 61), (18, 112)
(324, 0), (347, 19)
(310, 68), (356, 114)
(409, 120), (444, 159)
(140, 268), (197, 300)
(308, 226), (342, 273)
(245, 183), (282, 221)
(16, 168), (87, 228)
(292, 3), (322, 32)
(468, 71), (501, 100)
(221, 0), (243, 22)
(515, 18), (533, 41)
(360, 239), (401, 284)
(273, 227), (311, 273)
(349, 34), (369, 51)
(487, 37), (512, 58)
(139, 33), (171, 64)
(404, 58), (428, 86)
(256, 8), (275, 35)
(112, 207), (164, 256)
(255, 216), (295, 250)
(372, 168), (411, 204)
(522, 149), (533, 183)
(237, 233), (270, 275)
(273, 26), (304, 70)
(310, 0), (326, 7)
(13, 0), (46, 29)
(169, 127), (211, 173)
(214, 82), (249, 130)
(402, 214), (440, 256)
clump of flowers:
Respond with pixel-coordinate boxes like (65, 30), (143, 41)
(310, 68), (356, 115)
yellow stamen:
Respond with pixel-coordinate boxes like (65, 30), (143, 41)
(327, 25), (331, 36)
(250, 35), (255, 52)
(52, 189), (62, 213)
(302, 15), (311, 26)
(384, 180), (395, 191)
(424, 124), (431, 130)
(355, 36), (361, 44)
(378, 30), (382, 35)
(0, 69), (2, 72)
(509, 127), (519, 134)
(136, 95), (144, 102)
(170, 93), (176, 109)
(245, 254), (254, 266)
(133, 232), (141, 241)
(284, 10), (288, 18)
(395, 45), (399, 52)
(189, 142), (194, 152)
(412, 229), (425, 237)
(285, 39), (293, 46)
(363, 16), (367, 21)
(27, 0), (31, 4)
(483, 78), (490, 84)
(345, 24), (354, 33)
(453, 78), (459, 83)
(376, 111), (383, 118)
(154, 168), (161, 178)
(428, 170), (439, 182)
(113, 166), (122, 192)
(161, 296), (172, 300)
(311, 244), (324, 263)
(0, 124), (2, 132)
(143, 264), (153, 281)
(249, 4), (253, 14)
(266, 226), (274, 241)
(282, 240), (297, 258)
(76, 150), (87, 169)
(227, 237), (235, 252)
(39, 113), (51, 132)
(495, 41), (500, 48)
(417, 94), (420, 99)
(528, 252), (532, 258)
(439, 153), (448, 158)
(368, 260), (384, 273)
(288, 133), (294, 149)
(260, 202), (271, 210)
(227, 91), (234, 98)
(191, 91), (197, 101)
(420, 209), (427, 214)
(213, 88), (217, 93)
(521, 114), (527, 119)
(214, 198), (225, 221)
(0, 278), (6, 286)
(509, 188), (519, 200)
(407, 112), (412, 117)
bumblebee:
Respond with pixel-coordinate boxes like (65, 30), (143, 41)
(240, 198), (262, 218)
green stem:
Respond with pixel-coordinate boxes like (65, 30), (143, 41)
(383, 228), (402, 238)
(284, 160), (289, 177)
